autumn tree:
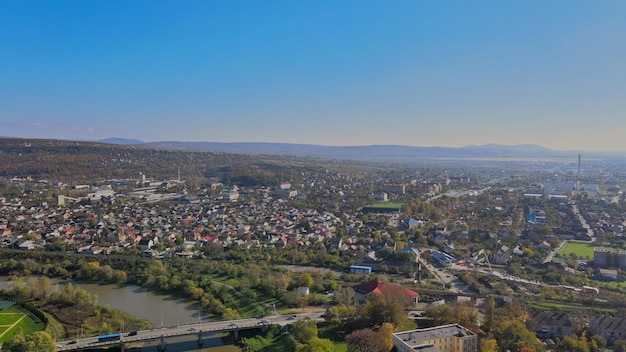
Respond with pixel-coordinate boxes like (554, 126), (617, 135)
(493, 320), (544, 352)
(480, 338), (498, 352)
(346, 328), (389, 352)
(299, 272), (314, 288)
(378, 322), (394, 351)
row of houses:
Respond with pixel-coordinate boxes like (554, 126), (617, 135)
(529, 311), (626, 343)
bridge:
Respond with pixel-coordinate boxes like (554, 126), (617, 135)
(56, 312), (324, 351)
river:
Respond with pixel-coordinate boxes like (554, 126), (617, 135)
(1, 278), (242, 352)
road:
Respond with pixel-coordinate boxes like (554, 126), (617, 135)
(543, 239), (568, 263)
(417, 249), (467, 293)
(56, 312), (324, 351)
(572, 204), (595, 241)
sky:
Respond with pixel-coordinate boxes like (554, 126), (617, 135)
(2, 1), (626, 151)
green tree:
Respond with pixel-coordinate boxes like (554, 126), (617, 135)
(291, 320), (318, 344)
(483, 295), (496, 332)
(221, 308), (239, 320)
(296, 337), (334, 352)
(3, 331), (55, 352)
(614, 340), (626, 352)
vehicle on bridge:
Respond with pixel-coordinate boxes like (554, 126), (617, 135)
(98, 333), (121, 342)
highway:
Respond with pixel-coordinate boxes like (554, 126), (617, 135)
(56, 312), (324, 351)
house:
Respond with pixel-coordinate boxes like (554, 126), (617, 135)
(599, 268), (618, 280)
(350, 265), (372, 274)
(528, 311), (573, 339)
(138, 236), (154, 251)
(18, 240), (36, 250)
(491, 245), (511, 265)
(590, 316), (626, 343)
(351, 280), (418, 305)
(399, 246), (420, 263)
(393, 324), (477, 352)
(537, 241), (551, 250)
(432, 250), (455, 266)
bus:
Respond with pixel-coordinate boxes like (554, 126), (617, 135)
(98, 333), (121, 342)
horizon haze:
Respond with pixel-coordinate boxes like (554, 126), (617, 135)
(2, 1), (626, 151)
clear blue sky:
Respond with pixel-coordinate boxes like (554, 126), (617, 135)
(2, 1), (626, 151)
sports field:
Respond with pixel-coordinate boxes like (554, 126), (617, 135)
(0, 304), (45, 343)
(369, 202), (403, 209)
(558, 242), (608, 259)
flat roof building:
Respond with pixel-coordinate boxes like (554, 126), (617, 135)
(393, 324), (477, 352)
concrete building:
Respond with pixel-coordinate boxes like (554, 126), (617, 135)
(349, 265), (372, 274)
(393, 324), (477, 352)
(382, 183), (406, 194)
(594, 248), (626, 269)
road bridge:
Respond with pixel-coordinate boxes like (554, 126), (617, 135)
(56, 312), (324, 351)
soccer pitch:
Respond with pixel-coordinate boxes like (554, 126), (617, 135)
(0, 305), (44, 343)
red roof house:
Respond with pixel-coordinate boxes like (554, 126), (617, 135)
(351, 280), (419, 305)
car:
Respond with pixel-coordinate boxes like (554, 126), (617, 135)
(188, 327), (198, 331)
(287, 315), (296, 320)
(228, 322), (238, 327)
(68, 340), (77, 345)
(257, 319), (270, 325)
(128, 330), (138, 336)
(56, 344), (62, 349)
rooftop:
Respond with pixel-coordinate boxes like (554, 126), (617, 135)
(394, 324), (475, 348)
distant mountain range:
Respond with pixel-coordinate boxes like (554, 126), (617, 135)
(96, 138), (619, 161)
(99, 137), (145, 145)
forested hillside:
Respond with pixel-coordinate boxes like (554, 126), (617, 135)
(0, 138), (377, 188)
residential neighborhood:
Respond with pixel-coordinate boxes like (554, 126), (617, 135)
(2, 139), (626, 352)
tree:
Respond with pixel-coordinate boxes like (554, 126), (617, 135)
(614, 340), (626, 352)
(378, 322), (394, 351)
(442, 302), (480, 332)
(346, 328), (389, 352)
(296, 337), (334, 352)
(480, 338), (498, 352)
(221, 307), (239, 320)
(3, 331), (55, 352)
(493, 320), (544, 352)
(291, 320), (318, 344)
(590, 335), (606, 351)
(483, 295), (496, 332)
(299, 272), (314, 288)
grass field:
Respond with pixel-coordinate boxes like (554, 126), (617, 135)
(559, 242), (608, 259)
(368, 202), (403, 209)
(0, 305), (45, 343)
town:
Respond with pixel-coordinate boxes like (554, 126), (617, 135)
(1, 139), (626, 352)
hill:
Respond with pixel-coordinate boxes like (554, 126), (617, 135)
(141, 140), (586, 161)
